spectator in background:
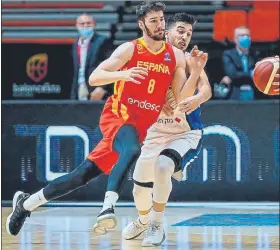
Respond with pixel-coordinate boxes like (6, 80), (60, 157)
(71, 13), (113, 101)
(216, 26), (260, 100)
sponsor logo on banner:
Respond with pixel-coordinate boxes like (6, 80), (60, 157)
(26, 54), (48, 82)
(12, 53), (61, 98)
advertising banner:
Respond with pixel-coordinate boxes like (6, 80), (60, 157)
(2, 101), (279, 202)
(2, 44), (73, 99)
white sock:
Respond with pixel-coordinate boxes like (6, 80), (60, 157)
(23, 189), (48, 212)
(150, 208), (164, 223)
(139, 213), (149, 225)
(101, 191), (119, 212)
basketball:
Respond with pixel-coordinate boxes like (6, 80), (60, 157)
(253, 56), (279, 95)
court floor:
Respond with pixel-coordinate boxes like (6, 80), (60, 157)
(2, 203), (279, 250)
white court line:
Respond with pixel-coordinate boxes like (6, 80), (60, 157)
(39, 202), (279, 210)
(3, 201), (279, 209)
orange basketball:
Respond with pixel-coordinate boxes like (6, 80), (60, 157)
(253, 56), (279, 95)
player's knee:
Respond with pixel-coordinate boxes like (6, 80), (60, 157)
(133, 183), (142, 197)
(155, 155), (175, 181)
(132, 183), (153, 211)
(71, 159), (101, 187)
(133, 182), (152, 198)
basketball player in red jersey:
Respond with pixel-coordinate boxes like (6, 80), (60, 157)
(6, 1), (207, 236)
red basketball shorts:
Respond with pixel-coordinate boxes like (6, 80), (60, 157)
(87, 98), (149, 174)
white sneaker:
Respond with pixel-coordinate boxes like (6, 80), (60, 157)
(141, 221), (165, 247)
(93, 206), (117, 235)
(122, 217), (149, 240)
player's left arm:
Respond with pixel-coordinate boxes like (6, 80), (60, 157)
(171, 48), (200, 103)
(197, 70), (212, 103)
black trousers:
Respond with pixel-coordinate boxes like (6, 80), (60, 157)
(43, 125), (141, 200)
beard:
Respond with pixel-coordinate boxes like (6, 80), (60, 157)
(143, 22), (164, 41)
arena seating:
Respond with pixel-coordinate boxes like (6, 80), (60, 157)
(2, 0), (122, 43)
(213, 10), (247, 41)
(248, 10), (279, 42)
(253, 0), (279, 10)
(213, 0), (279, 42)
(2, 0), (279, 45)
(114, 0), (222, 46)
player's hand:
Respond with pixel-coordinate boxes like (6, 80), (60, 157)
(189, 45), (200, 57)
(123, 67), (148, 84)
(273, 73), (280, 93)
(162, 103), (173, 116)
(89, 87), (107, 101)
(186, 46), (208, 75)
(178, 95), (201, 115)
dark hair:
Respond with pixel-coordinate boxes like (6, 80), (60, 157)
(136, 1), (166, 21)
(166, 12), (197, 30)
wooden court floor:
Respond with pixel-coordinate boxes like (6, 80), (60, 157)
(2, 203), (279, 250)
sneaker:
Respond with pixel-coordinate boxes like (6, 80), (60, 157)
(6, 191), (31, 236)
(141, 221), (165, 247)
(93, 206), (117, 233)
(123, 217), (149, 240)
(92, 223), (107, 235)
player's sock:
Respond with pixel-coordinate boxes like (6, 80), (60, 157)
(139, 213), (150, 225)
(150, 208), (164, 222)
(23, 189), (47, 212)
(101, 191), (119, 212)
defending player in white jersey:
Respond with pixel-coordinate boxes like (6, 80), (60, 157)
(122, 13), (212, 247)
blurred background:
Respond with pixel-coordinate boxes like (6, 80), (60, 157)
(1, 0), (279, 204)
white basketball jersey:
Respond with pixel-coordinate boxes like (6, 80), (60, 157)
(147, 89), (193, 135)
(146, 52), (203, 138)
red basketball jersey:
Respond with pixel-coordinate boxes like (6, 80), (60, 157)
(109, 38), (176, 127)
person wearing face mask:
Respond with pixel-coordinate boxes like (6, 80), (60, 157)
(71, 13), (113, 101)
(217, 26), (262, 100)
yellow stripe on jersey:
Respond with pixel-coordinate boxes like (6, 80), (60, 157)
(117, 80), (125, 100)
(111, 96), (119, 117)
(118, 81), (129, 120)
(120, 104), (129, 121)
(112, 81), (119, 116)
(112, 80), (128, 120)
(113, 81), (118, 95)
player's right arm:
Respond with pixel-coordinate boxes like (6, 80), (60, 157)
(177, 70), (212, 114)
(89, 42), (148, 86)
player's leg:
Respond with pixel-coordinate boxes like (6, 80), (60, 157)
(94, 124), (142, 231)
(142, 131), (203, 247)
(140, 153), (174, 247)
(123, 144), (161, 240)
(6, 128), (105, 236)
(6, 158), (103, 236)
